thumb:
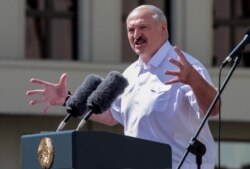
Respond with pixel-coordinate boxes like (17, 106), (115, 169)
(59, 73), (68, 85)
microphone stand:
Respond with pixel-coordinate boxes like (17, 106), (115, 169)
(177, 55), (242, 169)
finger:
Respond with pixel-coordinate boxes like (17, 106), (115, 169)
(59, 73), (68, 85)
(169, 57), (182, 68)
(26, 89), (44, 96)
(29, 98), (45, 105)
(165, 70), (179, 76)
(174, 46), (184, 57)
(164, 78), (179, 85)
(43, 105), (51, 113)
(174, 46), (187, 62)
(30, 78), (52, 87)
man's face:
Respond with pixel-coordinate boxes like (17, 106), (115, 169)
(126, 8), (167, 62)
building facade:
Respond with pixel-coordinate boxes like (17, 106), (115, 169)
(0, 0), (250, 168)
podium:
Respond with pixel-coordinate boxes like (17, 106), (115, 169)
(21, 130), (172, 169)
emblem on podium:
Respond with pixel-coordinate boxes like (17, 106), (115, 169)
(38, 137), (54, 169)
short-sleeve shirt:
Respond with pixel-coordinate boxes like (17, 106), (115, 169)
(110, 41), (216, 168)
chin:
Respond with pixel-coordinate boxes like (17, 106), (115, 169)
(134, 49), (142, 56)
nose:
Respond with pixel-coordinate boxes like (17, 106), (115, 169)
(134, 29), (141, 40)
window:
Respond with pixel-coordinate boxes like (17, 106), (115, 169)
(26, 0), (172, 62)
(213, 0), (250, 67)
(26, 0), (77, 60)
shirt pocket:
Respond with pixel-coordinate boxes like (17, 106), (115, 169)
(138, 84), (172, 114)
(149, 84), (172, 93)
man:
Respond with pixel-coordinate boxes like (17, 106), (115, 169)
(26, 5), (219, 168)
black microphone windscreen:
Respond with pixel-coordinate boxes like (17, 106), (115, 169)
(87, 71), (128, 113)
(66, 74), (103, 117)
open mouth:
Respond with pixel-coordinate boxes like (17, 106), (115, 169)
(135, 37), (146, 46)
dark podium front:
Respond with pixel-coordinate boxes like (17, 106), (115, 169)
(21, 130), (172, 169)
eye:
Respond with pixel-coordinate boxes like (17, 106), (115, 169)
(140, 25), (147, 30)
(128, 28), (134, 34)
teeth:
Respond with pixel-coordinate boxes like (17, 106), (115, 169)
(136, 40), (145, 45)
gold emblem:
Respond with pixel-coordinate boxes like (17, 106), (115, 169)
(38, 137), (54, 169)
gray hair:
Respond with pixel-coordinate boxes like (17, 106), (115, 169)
(127, 5), (167, 24)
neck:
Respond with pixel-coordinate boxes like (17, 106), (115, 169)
(140, 39), (168, 64)
(139, 54), (152, 64)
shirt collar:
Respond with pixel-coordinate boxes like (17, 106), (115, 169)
(148, 40), (171, 68)
(136, 57), (147, 74)
(136, 40), (171, 73)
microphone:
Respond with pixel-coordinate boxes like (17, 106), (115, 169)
(76, 71), (128, 131)
(56, 74), (103, 132)
(222, 28), (250, 67)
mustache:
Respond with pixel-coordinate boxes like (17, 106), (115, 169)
(134, 36), (147, 44)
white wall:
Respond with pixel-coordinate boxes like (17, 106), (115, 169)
(172, 0), (213, 66)
(1, 60), (250, 122)
(78, 0), (122, 63)
(0, 0), (24, 59)
(210, 68), (250, 122)
(0, 60), (128, 116)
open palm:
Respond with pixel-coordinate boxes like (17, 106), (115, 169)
(26, 73), (68, 112)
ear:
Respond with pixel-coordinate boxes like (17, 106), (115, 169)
(160, 22), (167, 32)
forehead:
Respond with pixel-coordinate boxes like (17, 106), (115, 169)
(127, 8), (155, 26)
